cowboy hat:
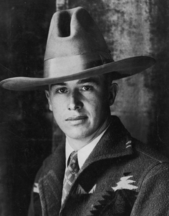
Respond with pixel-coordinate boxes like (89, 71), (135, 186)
(0, 7), (155, 91)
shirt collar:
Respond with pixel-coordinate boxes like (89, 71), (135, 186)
(65, 127), (108, 169)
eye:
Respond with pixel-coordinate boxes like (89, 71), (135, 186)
(56, 87), (68, 94)
(81, 85), (93, 91)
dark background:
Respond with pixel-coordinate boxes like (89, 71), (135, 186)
(0, 0), (169, 215)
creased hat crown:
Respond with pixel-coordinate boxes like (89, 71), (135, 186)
(44, 7), (112, 79)
(44, 7), (111, 60)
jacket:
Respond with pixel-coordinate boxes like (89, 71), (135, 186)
(28, 116), (169, 216)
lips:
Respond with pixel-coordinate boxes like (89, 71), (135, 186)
(65, 115), (87, 121)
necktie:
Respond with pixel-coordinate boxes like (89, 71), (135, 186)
(62, 151), (79, 204)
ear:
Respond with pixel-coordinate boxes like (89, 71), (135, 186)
(45, 90), (53, 111)
(108, 83), (118, 106)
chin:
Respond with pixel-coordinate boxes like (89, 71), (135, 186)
(66, 129), (90, 140)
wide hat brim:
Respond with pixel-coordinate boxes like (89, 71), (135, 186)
(0, 56), (155, 91)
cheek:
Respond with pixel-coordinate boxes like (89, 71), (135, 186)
(50, 95), (67, 108)
(92, 94), (109, 116)
(86, 94), (106, 115)
(50, 98), (67, 118)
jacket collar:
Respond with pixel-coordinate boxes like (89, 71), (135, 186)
(81, 115), (133, 170)
(75, 116), (134, 192)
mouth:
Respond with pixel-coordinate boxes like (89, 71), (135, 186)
(65, 116), (87, 121)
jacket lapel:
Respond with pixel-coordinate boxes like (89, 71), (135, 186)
(38, 141), (66, 216)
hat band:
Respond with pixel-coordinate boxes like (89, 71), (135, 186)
(44, 52), (112, 78)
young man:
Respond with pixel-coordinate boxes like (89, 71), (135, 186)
(1, 6), (169, 216)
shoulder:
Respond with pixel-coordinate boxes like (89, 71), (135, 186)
(34, 142), (65, 182)
(127, 138), (169, 188)
(132, 138), (169, 166)
(127, 140), (169, 215)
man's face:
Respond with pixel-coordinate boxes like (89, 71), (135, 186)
(46, 75), (116, 141)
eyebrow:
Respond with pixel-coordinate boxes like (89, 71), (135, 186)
(50, 83), (66, 90)
(77, 77), (100, 85)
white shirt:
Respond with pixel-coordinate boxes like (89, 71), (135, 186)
(65, 127), (108, 169)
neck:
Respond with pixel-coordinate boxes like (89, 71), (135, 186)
(66, 116), (111, 151)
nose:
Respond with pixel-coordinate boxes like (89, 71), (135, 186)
(68, 90), (83, 111)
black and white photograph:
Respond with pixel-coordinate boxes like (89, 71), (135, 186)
(0, 0), (169, 215)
